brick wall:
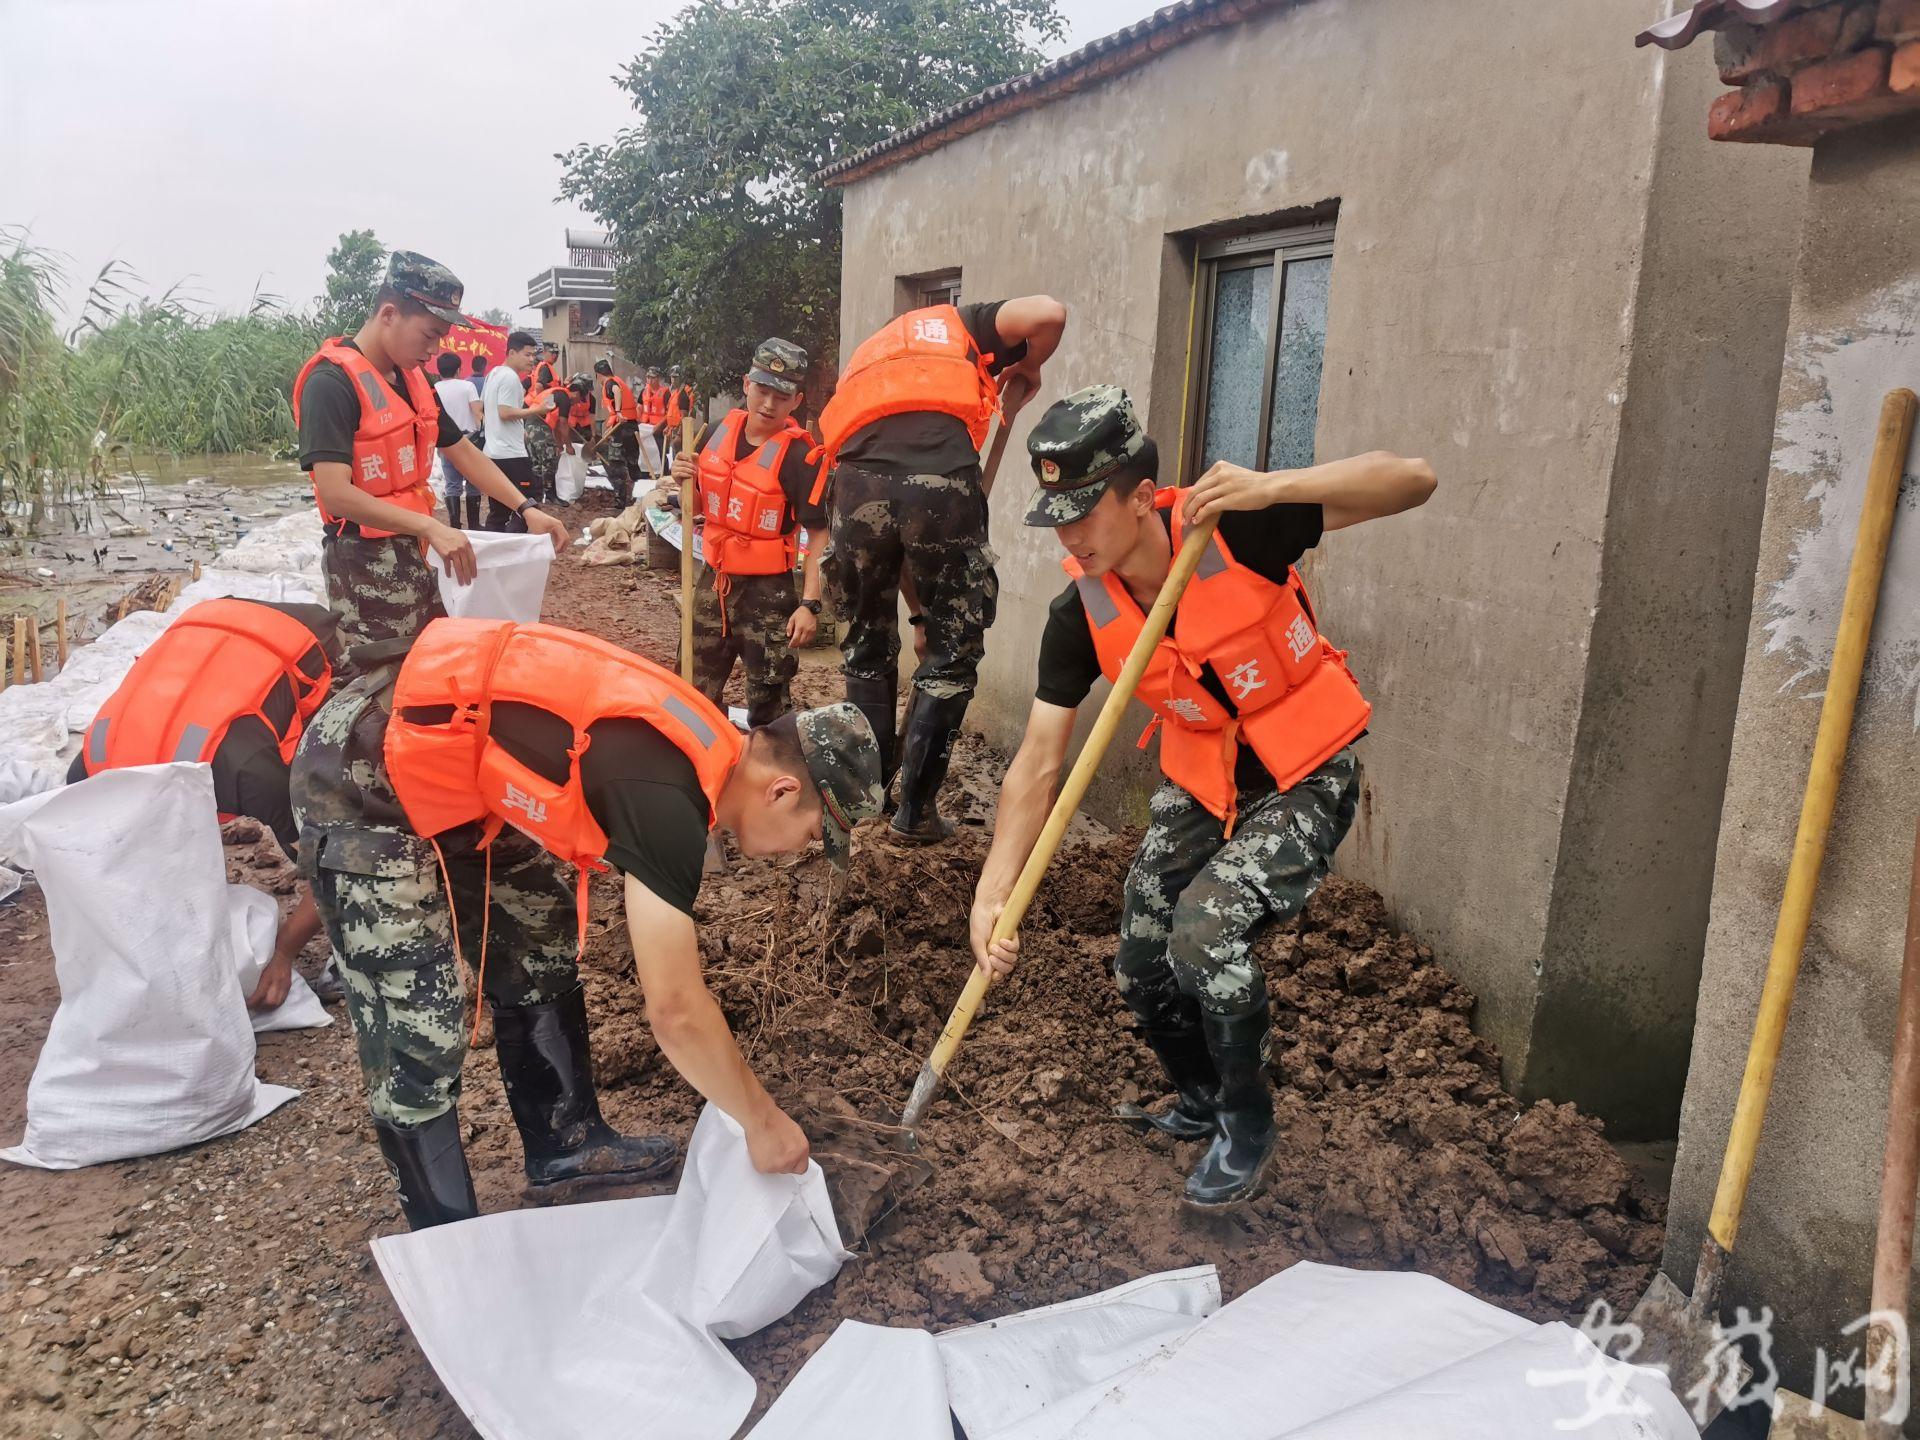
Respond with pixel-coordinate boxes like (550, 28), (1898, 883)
(1707, 0), (1920, 141)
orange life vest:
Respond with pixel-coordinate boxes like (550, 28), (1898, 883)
(79, 599), (334, 807)
(567, 396), (595, 431)
(664, 383), (696, 428)
(531, 359), (559, 391)
(1063, 488), (1371, 833)
(810, 303), (1001, 498)
(602, 375), (638, 424)
(384, 617), (742, 868)
(696, 409), (808, 577)
(292, 339), (440, 540)
(639, 379), (670, 426)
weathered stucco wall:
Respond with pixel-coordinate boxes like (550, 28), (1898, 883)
(1665, 115), (1920, 1410)
(834, 0), (1801, 1133)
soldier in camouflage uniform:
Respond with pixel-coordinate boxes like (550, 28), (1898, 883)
(969, 386), (1436, 1208)
(293, 627), (885, 1229)
(295, 251), (568, 673)
(823, 296), (1068, 842)
(673, 339), (826, 728)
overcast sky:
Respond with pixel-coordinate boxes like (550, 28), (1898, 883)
(0, 0), (1160, 327)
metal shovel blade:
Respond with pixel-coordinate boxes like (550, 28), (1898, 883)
(1619, 1252), (1753, 1431)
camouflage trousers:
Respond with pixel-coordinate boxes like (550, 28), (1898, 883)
(829, 464), (997, 701)
(602, 422), (640, 495)
(320, 530), (443, 678)
(1114, 749), (1359, 1025)
(685, 564), (798, 728)
(294, 663), (578, 1126)
(311, 827), (581, 1126)
(525, 420), (558, 502)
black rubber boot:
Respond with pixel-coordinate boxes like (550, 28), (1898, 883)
(372, 1109), (479, 1230)
(1115, 1019), (1219, 1142)
(464, 492), (485, 530)
(845, 676), (899, 788)
(1184, 1012), (1277, 1209)
(889, 691), (967, 843)
(493, 985), (679, 1191)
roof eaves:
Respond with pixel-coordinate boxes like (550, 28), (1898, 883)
(1635, 0), (1810, 51)
(814, 0), (1298, 189)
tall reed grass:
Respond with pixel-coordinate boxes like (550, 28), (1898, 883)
(1, 228), (322, 532)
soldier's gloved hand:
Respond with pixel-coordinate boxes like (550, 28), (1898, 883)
(671, 454), (696, 486)
(520, 505), (571, 554)
(786, 605), (817, 648)
(745, 1103), (810, 1176)
(969, 897), (1020, 983)
(425, 520), (478, 585)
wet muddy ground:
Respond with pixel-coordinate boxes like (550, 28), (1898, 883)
(0, 487), (1665, 1436)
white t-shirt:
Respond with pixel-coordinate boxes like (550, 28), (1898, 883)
(434, 377), (481, 435)
(483, 366), (527, 459)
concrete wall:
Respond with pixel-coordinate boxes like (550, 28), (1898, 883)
(834, 0), (1803, 1135)
(1664, 114), (1920, 1414)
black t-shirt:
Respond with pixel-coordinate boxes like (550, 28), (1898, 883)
(487, 702), (711, 916)
(1036, 503), (1325, 791)
(68, 601), (339, 858)
(297, 340), (465, 472)
(718, 422), (828, 534)
(836, 300), (1026, 478)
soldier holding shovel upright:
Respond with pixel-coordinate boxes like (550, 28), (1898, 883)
(969, 386), (1435, 1207)
(672, 338), (827, 728)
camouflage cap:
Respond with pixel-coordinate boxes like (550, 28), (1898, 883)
(794, 702), (883, 868)
(747, 337), (808, 396)
(1024, 384), (1149, 528)
(385, 251), (466, 326)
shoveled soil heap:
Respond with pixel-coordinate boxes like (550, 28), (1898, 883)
(0, 495), (1663, 1436)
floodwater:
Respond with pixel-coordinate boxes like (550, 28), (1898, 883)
(0, 452), (310, 655)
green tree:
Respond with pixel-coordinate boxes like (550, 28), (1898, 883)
(477, 306), (513, 327)
(560, 0), (1061, 400)
(316, 228), (386, 335)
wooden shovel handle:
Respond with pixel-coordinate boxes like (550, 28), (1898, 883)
(680, 417), (699, 683)
(1707, 388), (1916, 1252)
(901, 515), (1222, 1128)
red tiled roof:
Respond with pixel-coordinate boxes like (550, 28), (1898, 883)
(1636, 0), (1810, 50)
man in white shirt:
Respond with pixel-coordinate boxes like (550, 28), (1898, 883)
(432, 353), (484, 528)
(482, 331), (555, 530)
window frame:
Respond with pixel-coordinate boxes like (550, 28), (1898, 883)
(1182, 222), (1336, 484)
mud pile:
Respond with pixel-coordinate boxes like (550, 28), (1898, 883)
(573, 784), (1659, 1392)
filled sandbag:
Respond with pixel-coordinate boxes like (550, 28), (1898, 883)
(0, 765), (297, 1169)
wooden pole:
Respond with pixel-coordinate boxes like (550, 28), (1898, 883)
(11, 618), (26, 691)
(55, 598), (69, 672)
(680, 417), (698, 683)
(27, 616), (43, 684)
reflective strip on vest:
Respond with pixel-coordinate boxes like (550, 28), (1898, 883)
(1076, 574), (1120, 628)
(355, 370), (385, 413)
(86, 718), (109, 767)
(663, 692), (717, 747)
(173, 723), (212, 762)
(1194, 533), (1229, 580)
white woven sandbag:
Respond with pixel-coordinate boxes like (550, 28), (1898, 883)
(429, 530), (553, 623)
(0, 764), (296, 1169)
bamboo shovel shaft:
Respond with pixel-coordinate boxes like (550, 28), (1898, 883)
(1707, 388), (1917, 1252)
(1866, 817), (1920, 1434)
(680, 417), (697, 684)
(902, 517), (1222, 1129)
